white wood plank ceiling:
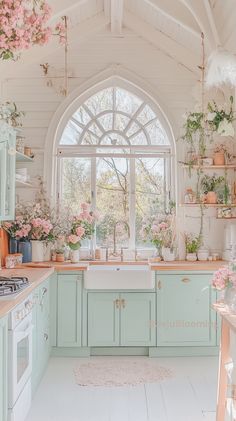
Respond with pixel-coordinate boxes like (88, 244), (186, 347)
(0, 0), (235, 79)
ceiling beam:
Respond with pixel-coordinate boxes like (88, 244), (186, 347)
(179, 0), (218, 49)
(0, 13), (110, 80)
(203, 0), (220, 46)
(111, 0), (124, 35)
(142, 0), (200, 40)
(123, 10), (199, 75)
(48, 0), (89, 22)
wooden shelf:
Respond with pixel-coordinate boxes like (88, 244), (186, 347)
(16, 151), (34, 162)
(15, 179), (35, 188)
(180, 203), (236, 208)
(182, 164), (236, 170)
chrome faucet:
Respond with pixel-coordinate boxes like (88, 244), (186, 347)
(112, 220), (130, 256)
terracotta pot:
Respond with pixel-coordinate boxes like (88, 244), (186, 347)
(56, 253), (64, 262)
(206, 191), (217, 204)
(214, 152), (225, 166)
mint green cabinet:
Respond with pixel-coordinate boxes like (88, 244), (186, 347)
(156, 272), (217, 346)
(121, 293), (156, 346)
(0, 316), (7, 421)
(32, 278), (51, 395)
(88, 292), (119, 346)
(57, 274), (82, 347)
(0, 121), (16, 221)
(88, 292), (156, 347)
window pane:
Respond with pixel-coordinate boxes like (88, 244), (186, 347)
(96, 157), (130, 247)
(85, 88), (113, 115)
(61, 121), (82, 145)
(61, 158), (91, 213)
(137, 104), (156, 125)
(135, 158), (165, 246)
(145, 121), (169, 145)
(115, 88), (142, 115)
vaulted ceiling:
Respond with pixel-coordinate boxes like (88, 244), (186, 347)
(1, 0), (235, 82)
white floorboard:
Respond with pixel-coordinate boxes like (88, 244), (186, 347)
(26, 356), (218, 421)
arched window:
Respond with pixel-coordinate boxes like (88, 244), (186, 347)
(57, 86), (174, 248)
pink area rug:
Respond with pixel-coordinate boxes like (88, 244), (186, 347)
(74, 357), (174, 387)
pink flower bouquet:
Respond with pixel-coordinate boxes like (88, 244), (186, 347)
(67, 203), (99, 250)
(212, 267), (236, 291)
(3, 216), (31, 240)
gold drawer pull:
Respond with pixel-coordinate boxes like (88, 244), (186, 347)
(181, 278), (190, 283)
(157, 280), (162, 290)
(114, 299), (120, 309)
(121, 299), (126, 309)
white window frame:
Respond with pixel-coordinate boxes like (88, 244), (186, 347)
(57, 147), (173, 249)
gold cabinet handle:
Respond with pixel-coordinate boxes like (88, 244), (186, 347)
(181, 278), (190, 283)
(157, 280), (162, 290)
(121, 299), (126, 309)
(114, 299), (120, 309)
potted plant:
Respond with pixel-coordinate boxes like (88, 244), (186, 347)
(55, 248), (65, 263)
(185, 233), (201, 261)
(200, 174), (225, 204)
(207, 96), (235, 138)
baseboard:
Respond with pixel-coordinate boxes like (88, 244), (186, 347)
(91, 347), (149, 356)
(149, 346), (219, 357)
(51, 347), (91, 357)
(51, 346), (219, 358)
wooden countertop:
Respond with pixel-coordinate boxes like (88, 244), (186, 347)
(213, 302), (236, 333)
(0, 267), (54, 318)
(150, 260), (226, 271)
(22, 260), (226, 271)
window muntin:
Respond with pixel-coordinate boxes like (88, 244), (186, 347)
(58, 86), (173, 248)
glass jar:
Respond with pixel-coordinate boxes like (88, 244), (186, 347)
(16, 135), (25, 154)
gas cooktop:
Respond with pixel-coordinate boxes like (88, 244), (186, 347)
(0, 276), (29, 297)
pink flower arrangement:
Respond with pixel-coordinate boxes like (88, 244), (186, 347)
(0, 0), (66, 60)
(67, 203), (99, 250)
(3, 220), (31, 239)
(212, 267), (236, 291)
(31, 218), (53, 241)
(141, 214), (176, 251)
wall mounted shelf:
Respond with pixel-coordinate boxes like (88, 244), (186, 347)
(182, 165), (236, 170)
(180, 203), (236, 208)
(16, 151), (34, 162)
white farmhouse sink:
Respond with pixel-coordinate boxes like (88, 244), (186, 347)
(84, 265), (155, 290)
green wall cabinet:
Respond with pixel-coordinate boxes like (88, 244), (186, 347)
(0, 121), (16, 221)
(0, 316), (7, 421)
(57, 274), (82, 347)
(32, 278), (51, 395)
(156, 272), (217, 346)
(88, 292), (156, 347)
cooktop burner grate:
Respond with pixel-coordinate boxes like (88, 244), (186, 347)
(0, 277), (29, 296)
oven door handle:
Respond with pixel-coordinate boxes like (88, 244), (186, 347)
(14, 324), (33, 341)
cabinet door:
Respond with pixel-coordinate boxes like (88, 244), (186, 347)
(57, 274), (82, 347)
(88, 293), (119, 346)
(0, 316), (8, 421)
(156, 273), (217, 346)
(0, 122), (16, 221)
(32, 279), (51, 396)
(120, 293), (156, 346)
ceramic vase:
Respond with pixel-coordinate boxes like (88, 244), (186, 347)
(9, 237), (18, 254)
(70, 249), (80, 263)
(31, 240), (45, 262)
(162, 247), (175, 262)
(186, 252), (197, 261)
(18, 240), (32, 263)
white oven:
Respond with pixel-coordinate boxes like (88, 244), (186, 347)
(8, 296), (34, 421)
